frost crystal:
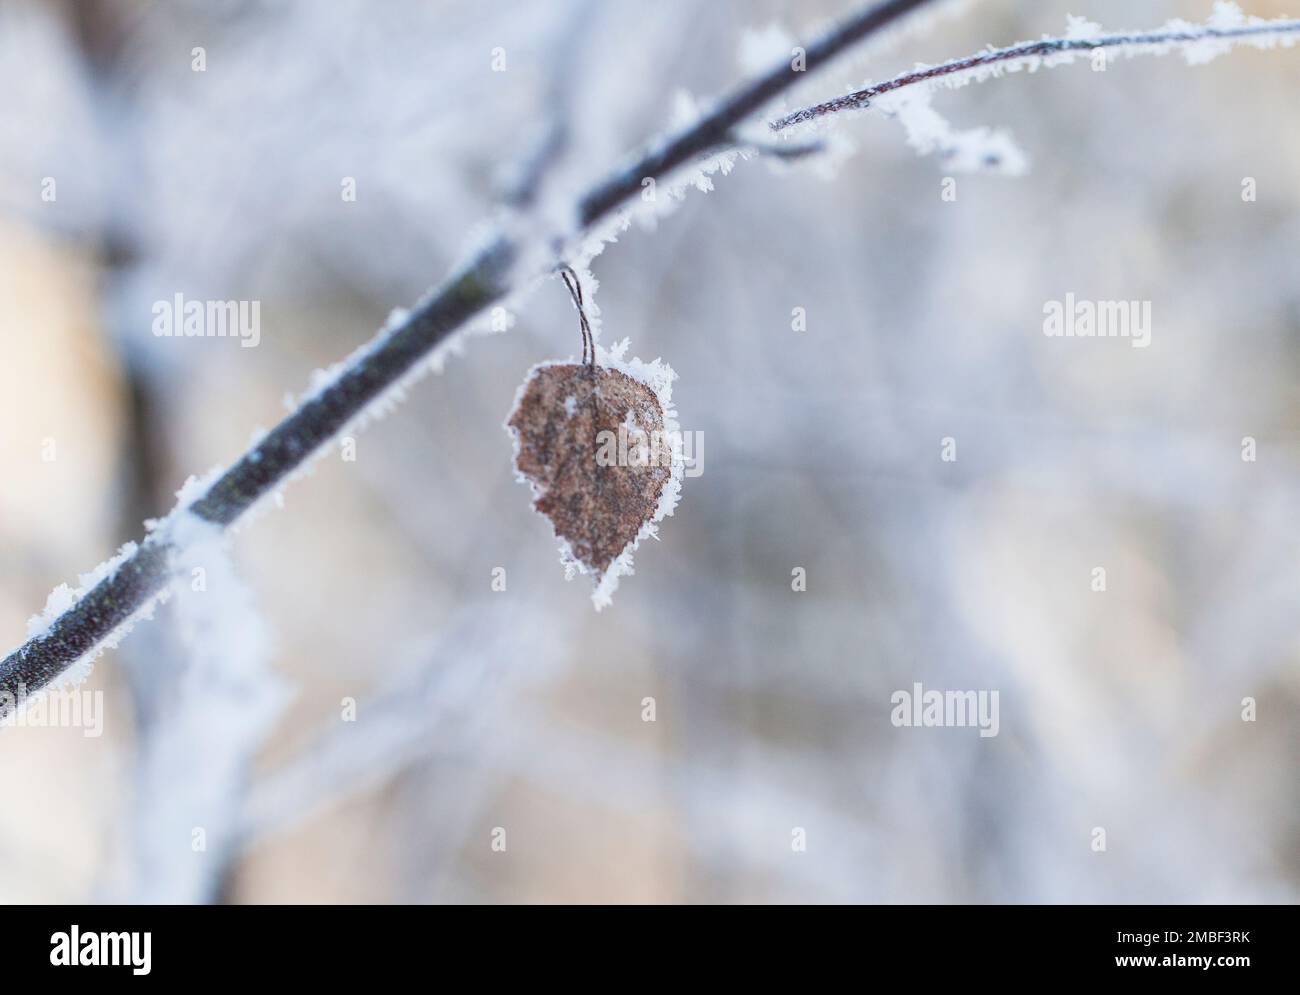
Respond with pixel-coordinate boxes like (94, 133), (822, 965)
(875, 87), (1027, 176)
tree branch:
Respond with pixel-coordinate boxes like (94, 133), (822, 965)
(577, 0), (934, 227)
(771, 14), (1300, 131)
(0, 0), (938, 708)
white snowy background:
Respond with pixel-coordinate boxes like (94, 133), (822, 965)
(0, 0), (1297, 902)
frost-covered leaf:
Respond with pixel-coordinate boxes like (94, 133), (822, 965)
(507, 344), (683, 610)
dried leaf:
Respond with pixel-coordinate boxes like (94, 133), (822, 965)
(507, 357), (681, 608)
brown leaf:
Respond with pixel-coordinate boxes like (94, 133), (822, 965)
(508, 363), (672, 578)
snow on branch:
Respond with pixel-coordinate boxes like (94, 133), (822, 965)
(0, 0), (939, 708)
(771, 3), (1300, 150)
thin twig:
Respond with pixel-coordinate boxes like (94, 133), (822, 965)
(771, 16), (1300, 131)
(0, 0), (938, 705)
(577, 0), (936, 226)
